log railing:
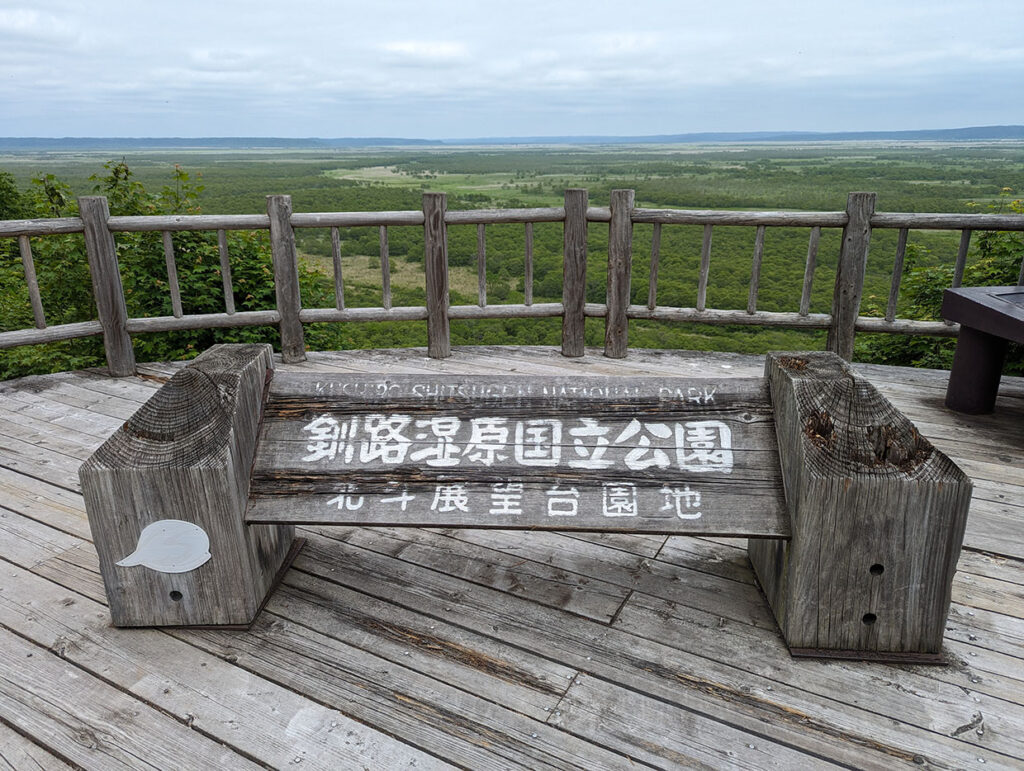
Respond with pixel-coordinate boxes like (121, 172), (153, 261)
(2, 189), (1023, 376)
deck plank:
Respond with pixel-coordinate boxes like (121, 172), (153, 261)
(0, 346), (1022, 769)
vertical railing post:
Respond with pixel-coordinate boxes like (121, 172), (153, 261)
(78, 196), (135, 376)
(827, 192), (876, 360)
(266, 195), (306, 363)
(561, 188), (588, 357)
(604, 189), (635, 359)
(423, 192), (450, 358)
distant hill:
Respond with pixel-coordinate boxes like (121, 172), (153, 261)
(1, 126), (1023, 151)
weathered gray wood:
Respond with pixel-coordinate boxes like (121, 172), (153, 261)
(749, 351), (973, 657)
(217, 229), (235, 314)
(299, 306), (429, 323)
(267, 195), (306, 363)
(247, 372), (788, 536)
(18, 235), (45, 328)
(423, 192), (451, 358)
(524, 222), (534, 306)
(0, 319), (104, 348)
(0, 215), (84, 236)
(628, 306), (832, 328)
(604, 189), (634, 358)
(885, 227), (909, 322)
(125, 309), (281, 332)
(107, 213), (270, 231)
(953, 228), (971, 289)
(647, 222), (661, 309)
(331, 226), (345, 309)
(448, 303), (562, 320)
(0, 558), (448, 770)
(444, 207), (564, 224)
(696, 223), (712, 312)
(871, 212), (1024, 230)
(78, 196), (136, 376)
(827, 192), (876, 360)
(799, 226), (820, 316)
(79, 344), (294, 626)
(747, 224), (765, 314)
(380, 224), (392, 309)
(0, 627), (262, 770)
(586, 205), (611, 222)
(561, 189), (588, 357)
(477, 223), (486, 307)
(291, 210), (423, 228)
(0, 719), (75, 770)
(855, 317), (959, 336)
(162, 230), (184, 318)
(634, 208), (848, 227)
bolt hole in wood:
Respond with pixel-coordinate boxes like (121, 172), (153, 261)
(862, 613), (877, 625)
(169, 591), (183, 602)
(869, 563), (885, 575)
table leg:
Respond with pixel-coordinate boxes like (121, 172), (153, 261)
(945, 325), (1008, 414)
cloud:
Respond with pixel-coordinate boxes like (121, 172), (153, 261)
(0, 0), (1021, 137)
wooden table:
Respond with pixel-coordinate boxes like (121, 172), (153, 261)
(942, 286), (1024, 413)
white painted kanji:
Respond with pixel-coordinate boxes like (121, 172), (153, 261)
(514, 419), (562, 466)
(326, 483), (364, 511)
(360, 414), (413, 464)
(380, 487), (416, 511)
(676, 420), (733, 473)
(602, 482), (638, 517)
(614, 419), (672, 471)
(568, 418), (614, 470)
(410, 416), (462, 467)
(545, 484), (580, 516)
(660, 485), (702, 519)
(489, 482), (524, 515)
(431, 483), (469, 513)
(464, 417), (509, 466)
(302, 414), (359, 463)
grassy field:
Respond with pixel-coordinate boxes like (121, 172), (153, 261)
(2, 141), (1022, 377)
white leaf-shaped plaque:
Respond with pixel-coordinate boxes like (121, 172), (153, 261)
(116, 519), (212, 574)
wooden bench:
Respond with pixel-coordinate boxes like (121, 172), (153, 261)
(80, 345), (972, 663)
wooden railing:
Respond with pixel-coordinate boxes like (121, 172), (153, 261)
(2, 189), (1023, 376)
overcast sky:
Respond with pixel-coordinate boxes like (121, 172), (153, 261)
(1, 0), (1022, 138)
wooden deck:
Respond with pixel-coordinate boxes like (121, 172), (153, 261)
(1, 346), (1022, 770)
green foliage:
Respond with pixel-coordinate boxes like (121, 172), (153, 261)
(1, 145), (1022, 379)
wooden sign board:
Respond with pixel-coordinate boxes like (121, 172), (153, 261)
(247, 374), (789, 537)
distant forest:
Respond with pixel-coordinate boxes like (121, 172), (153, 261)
(1, 142), (1022, 378)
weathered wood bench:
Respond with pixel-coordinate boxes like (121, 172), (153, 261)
(80, 344), (972, 662)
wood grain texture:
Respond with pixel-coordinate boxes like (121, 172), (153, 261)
(885, 227), (909, 322)
(217, 229), (235, 314)
(696, 223), (712, 312)
(800, 226), (820, 316)
(380, 224), (392, 309)
(162, 230), (184, 318)
(79, 343), (294, 626)
(749, 351), (973, 656)
(78, 196), (136, 376)
(747, 224), (766, 314)
(561, 189), (588, 357)
(423, 192), (451, 358)
(267, 195), (306, 363)
(18, 235), (45, 328)
(247, 373), (787, 536)
(647, 222), (661, 309)
(331, 226), (344, 310)
(827, 192), (876, 360)
(604, 189), (634, 359)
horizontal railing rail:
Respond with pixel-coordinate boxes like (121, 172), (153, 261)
(2, 189), (1022, 375)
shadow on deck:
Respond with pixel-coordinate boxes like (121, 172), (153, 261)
(1, 347), (1022, 769)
